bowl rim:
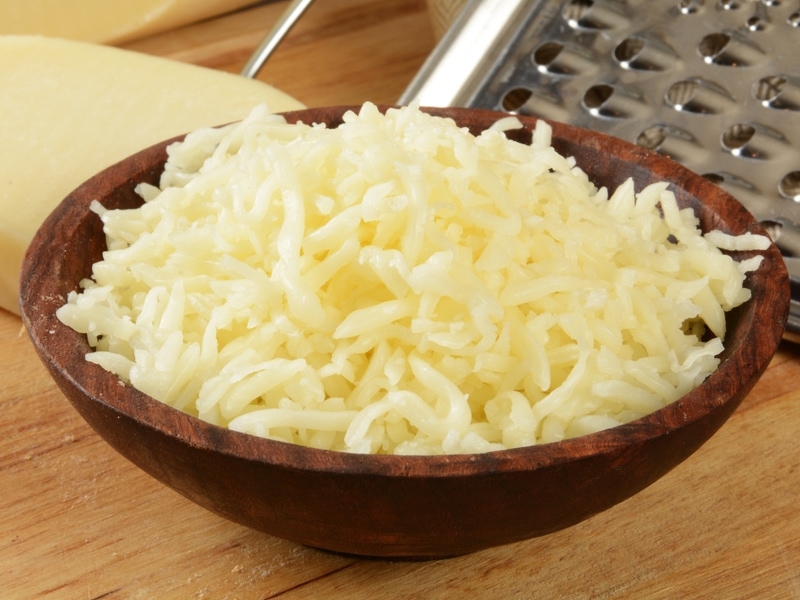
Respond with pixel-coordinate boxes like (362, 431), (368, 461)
(19, 105), (790, 479)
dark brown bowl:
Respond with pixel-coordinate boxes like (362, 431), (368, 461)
(19, 106), (790, 558)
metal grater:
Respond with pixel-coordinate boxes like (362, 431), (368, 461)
(400, 0), (800, 339)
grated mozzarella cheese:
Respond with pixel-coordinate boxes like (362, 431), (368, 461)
(57, 102), (768, 454)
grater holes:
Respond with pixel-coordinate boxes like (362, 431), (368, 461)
(753, 75), (800, 110)
(583, 84), (614, 109)
(666, 78), (734, 114)
(563, 0), (595, 28)
(533, 42), (564, 68)
(499, 88), (570, 121)
(582, 84), (649, 118)
(637, 126), (667, 150)
(779, 172), (800, 201)
(615, 38), (645, 64)
(678, 0), (704, 14)
(563, 0), (629, 30)
(614, 36), (679, 71)
(532, 41), (596, 75)
(745, 16), (768, 32)
(721, 123), (756, 153)
(717, 0), (741, 9)
(753, 75), (786, 103)
(501, 88), (533, 112)
(636, 124), (700, 162)
(698, 31), (765, 66)
(563, 0), (594, 27)
(721, 123), (787, 160)
(788, 11), (800, 26)
(666, 79), (699, 109)
(698, 33), (731, 62)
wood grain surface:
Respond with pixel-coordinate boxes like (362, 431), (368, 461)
(3, 0), (800, 597)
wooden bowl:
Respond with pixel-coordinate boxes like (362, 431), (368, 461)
(19, 106), (790, 558)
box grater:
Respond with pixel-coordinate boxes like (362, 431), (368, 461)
(400, 0), (800, 339)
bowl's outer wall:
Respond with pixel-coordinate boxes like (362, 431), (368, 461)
(49, 368), (756, 557)
(19, 107), (790, 557)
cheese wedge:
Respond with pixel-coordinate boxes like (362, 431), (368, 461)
(0, 35), (304, 316)
(0, 0), (259, 44)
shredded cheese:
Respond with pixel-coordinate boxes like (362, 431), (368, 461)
(57, 102), (769, 455)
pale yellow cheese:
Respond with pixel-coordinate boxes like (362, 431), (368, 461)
(0, 35), (303, 315)
(56, 104), (768, 454)
(0, 0), (259, 44)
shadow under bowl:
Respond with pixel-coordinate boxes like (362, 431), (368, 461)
(19, 106), (790, 558)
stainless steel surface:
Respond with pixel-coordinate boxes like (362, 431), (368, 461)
(401, 0), (800, 338)
(240, 0), (315, 79)
(401, 0), (529, 106)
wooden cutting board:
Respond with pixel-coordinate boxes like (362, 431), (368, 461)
(4, 0), (800, 597)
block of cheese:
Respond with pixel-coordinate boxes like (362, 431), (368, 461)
(0, 0), (261, 44)
(0, 35), (304, 316)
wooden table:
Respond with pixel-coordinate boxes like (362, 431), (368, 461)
(3, 1), (800, 597)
